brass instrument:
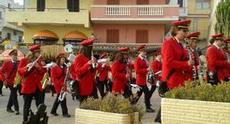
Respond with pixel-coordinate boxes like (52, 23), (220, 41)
(58, 64), (69, 102)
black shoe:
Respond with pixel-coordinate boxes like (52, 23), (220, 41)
(146, 108), (155, 113)
(51, 112), (59, 116)
(6, 108), (14, 113)
(15, 111), (20, 115)
(63, 114), (71, 118)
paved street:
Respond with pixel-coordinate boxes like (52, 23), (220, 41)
(0, 87), (161, 124)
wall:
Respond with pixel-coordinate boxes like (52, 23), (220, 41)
(2, 27), (23, 42)
(94, 0), (166, 5)
(23, 24), (92, 43)
(25, 0), (92, 10)
(93, 24), (165, 43)
(162, 98), (230, 124)
(188, 0), (213, 15)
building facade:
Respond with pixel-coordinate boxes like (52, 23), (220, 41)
(0, 0), (23, 47)
(91, 0), (179, 45)
(187, 0), (213, 40)
(6, 0), (92, 44)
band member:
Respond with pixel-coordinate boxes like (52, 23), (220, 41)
(151, 48), (162, 83)
(223, 38), (230, 61)
(0, 70), (3, 96)
(134, 45), (154, 113)
(206, 34), (230, 85)
(18, 45), (47, 123)
(1, 49), (19, 114)
(73, 38), (98, 103)
(111, 47), (129, 97)
(96, 52), (110, 98)
(161, 20), (193, 89)
(50, 53), (70, 117)
(155, 20), (194, 123)
(186, 32), (201, 80)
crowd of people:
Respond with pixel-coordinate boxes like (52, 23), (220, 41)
(0, 19), (230, 124)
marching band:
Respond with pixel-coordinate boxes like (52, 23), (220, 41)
(0, 19), (230, 124)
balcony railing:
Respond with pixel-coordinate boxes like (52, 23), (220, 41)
(91, 5), (179, 22)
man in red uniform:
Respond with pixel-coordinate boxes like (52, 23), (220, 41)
(206, 34), (230, 85)
(96, 52), (110, 98)
(73, 38), (98, 103)
(186, 32), (201, 80)
(155, 20), (194, 123)
(50, 53), (70, 117)
(134, 45), (154, 112)
(18, 45), (47, 123)
(1, 49), (19, 114)
(111, 47), (129, 96)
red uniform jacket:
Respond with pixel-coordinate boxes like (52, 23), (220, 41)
(206, 45), (230, 81)
(151, 59), (162, 81)
(162, 37), (192, 89)
(50, 65), (66, 93)
(0, 61), (18, 86)
(111, 60), (128, 94)
(73, 53), (96, 96)
(97, 63), (110, 82)
(18, 57), (47, 94)
(134, 56), (148, 86)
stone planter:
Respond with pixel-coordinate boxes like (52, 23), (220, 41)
(75, 108), (139, 124)
(162, 98), (230, 124)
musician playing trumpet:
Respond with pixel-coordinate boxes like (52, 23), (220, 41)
(185, 32), (201, 80)
(50, 53), (71, 117)
(18, 45), (47, 123)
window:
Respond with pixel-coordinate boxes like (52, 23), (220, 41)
(18, 36), (22, 42)
(106, 29), (119, 43)
(107, 0), (120, 5)
(137, 0), (149, 5)
(0, 12), (2, 19)
(136, 30), (148, 43)
(37, 0), (45, 11)
(68, 0), (80, 12)
(196, 0), (210, 9)
(7, 33), (11, 39)
(178, 0), (183, 7)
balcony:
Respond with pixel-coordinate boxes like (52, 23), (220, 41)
(6, 8), (90, 27)
(91, 5), (179, 24)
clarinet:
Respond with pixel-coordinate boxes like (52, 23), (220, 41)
(58, 64), (70, 101)
(187, 46), (198, 80)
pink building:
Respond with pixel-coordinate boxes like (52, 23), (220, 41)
(91, 0), (180, 45)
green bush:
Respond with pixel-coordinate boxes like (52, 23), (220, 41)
(80, 93), (144, 120)
(165, 80), (230, 103)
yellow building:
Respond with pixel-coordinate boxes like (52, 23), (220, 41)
(6, 0), (92, 44)
(187, 0), (213, 40)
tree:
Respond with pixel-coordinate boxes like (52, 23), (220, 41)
(215, 0), (230, 37)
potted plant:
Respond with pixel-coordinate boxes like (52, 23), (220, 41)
(75, 94), (143, 124)
(161, 80), (230, 124)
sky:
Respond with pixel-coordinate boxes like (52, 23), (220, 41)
(14, 0), (23, 5)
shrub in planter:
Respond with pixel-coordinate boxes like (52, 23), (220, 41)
(164, 80), (230, 102)
(77, 94), (144, 124)
(162, 81), (230, 124)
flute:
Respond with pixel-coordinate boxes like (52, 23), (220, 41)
(28, 55), (42, 71)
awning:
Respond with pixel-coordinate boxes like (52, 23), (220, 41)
(33, 30), (59, 41)
(63, 31), (87, 41)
